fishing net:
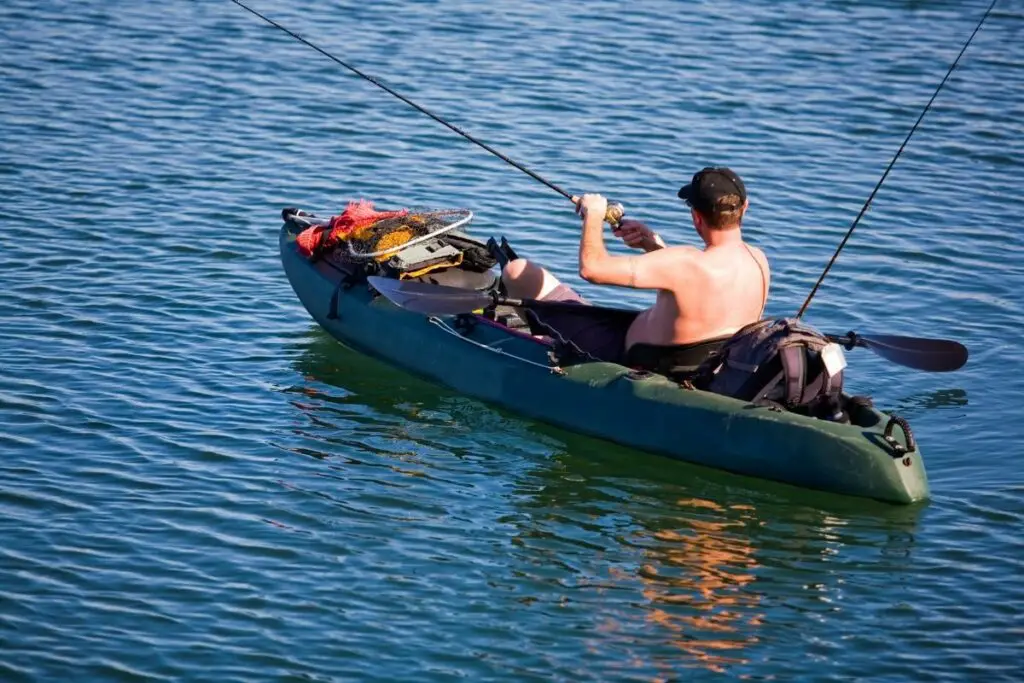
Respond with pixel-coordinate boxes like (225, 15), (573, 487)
(296, 199), (473, 262)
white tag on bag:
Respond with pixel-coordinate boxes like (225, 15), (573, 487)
(820, 342), (848, 377)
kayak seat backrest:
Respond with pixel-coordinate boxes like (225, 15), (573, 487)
(624, 337), (731, 381)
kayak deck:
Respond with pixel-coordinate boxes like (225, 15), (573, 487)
(279, 219), (928, 504)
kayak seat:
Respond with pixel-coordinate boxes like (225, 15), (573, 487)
(623, 337), (731, 382)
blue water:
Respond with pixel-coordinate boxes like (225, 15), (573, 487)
(2, 0), (1023, 680)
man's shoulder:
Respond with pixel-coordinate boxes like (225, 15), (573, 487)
(654, 244), (701, 259)
(642, 245), (702, 274)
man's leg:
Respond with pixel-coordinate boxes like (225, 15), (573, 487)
(501, 259), (570, 301)
(500, 259), (633, 363)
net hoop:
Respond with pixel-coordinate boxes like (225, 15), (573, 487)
(346, 209), (474, 260)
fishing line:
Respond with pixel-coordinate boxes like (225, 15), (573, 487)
(229, 0), (574, 201)
(796, 0), (999, 319)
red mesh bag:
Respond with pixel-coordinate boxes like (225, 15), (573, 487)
(296, 200), (409, 258)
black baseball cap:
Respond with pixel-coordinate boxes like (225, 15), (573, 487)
(677, 167), (747, 214)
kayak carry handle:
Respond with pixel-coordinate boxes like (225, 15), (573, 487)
(883, 415), (916, 455)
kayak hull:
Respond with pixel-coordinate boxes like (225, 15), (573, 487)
(280, 223), (929, 504)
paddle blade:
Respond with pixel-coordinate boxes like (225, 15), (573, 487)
(829, 333), (968, 372)
(367, 276), (493, 315)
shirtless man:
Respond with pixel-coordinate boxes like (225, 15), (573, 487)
(501, 167), (770, 370)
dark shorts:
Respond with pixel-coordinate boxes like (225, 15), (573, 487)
(526, 284), (638, 364)
(529, 284), (730, 372)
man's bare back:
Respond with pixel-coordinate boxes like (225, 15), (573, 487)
(625, 240), (769, 349)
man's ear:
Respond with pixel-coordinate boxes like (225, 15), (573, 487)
(691, 207), (704, 230)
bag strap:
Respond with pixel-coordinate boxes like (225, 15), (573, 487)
(743, 243), (769, 318)
(735, 354), (782, 401)
(779, 345), (806, 407)
(752, 369), (786, 404)
(800, 368), (827, 405)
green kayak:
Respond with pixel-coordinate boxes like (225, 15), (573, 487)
(280, 212), (927, 504)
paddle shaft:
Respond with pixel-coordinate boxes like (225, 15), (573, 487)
(493, 295), (640, 320)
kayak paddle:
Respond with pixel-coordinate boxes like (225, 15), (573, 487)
(825, 332), (968, 372)
(367, 277), (968, 372)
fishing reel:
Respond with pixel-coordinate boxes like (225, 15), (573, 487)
(604, 201), (625, 228)
(573, 196), (625, 228)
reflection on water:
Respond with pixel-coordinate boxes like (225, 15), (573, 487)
(895, 388), (969, 413)
(636, 498), (763, 674)
(282, 331), (457, 460)
(287, 327), (928, 677)
(515, 432), (925, 677)
(285, 329), (567, 456)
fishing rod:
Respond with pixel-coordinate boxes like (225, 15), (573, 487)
(229, 0), (624, 224)
(796, 0), (999, 318)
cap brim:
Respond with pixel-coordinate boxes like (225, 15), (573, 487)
(677, 183), (695, 202)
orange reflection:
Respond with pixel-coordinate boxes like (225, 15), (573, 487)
(636, 497), (764, 675)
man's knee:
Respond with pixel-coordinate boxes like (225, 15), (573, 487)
(501, 258), (562, 300)
(502, 258), (549, 299)
(501, 258), (532, 283)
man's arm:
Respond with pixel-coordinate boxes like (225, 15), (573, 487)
(575, 194), (689, 289)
